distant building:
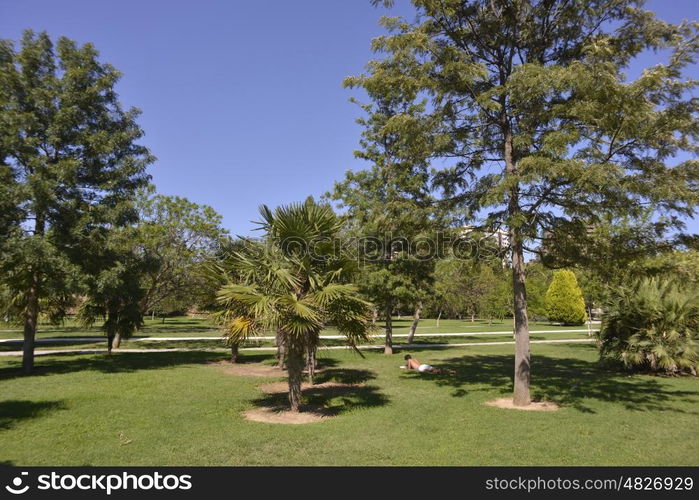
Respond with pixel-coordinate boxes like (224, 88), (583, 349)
(462, 225), (511, 251)
(462, 225), (511, 266)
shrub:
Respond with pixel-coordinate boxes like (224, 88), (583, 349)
(598, 278), (699, 375)
(545, 270), (587, 325)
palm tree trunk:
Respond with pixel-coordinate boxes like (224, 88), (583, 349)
(275, 329), (286, 369)
(230, 343), (239, 363)
(406, 302), (422, 344)
(306, 344), (316, 385)
(287, 339), (304, 412)
(384, 303), (393, 354)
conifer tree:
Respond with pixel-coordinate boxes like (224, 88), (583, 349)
(545, 270), (587, 325)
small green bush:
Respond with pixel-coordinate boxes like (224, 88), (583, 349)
(545, 270), (587, 325)
(598, 278), (699, 375)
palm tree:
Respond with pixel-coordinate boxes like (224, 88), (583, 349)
(216, 201), (374, 412)
(599, 277), (699, 375)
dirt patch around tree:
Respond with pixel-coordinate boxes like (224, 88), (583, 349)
(243, 406), (330, 424)
(212, 361), (286, 378)
(257, 381), (358, 394)
(485, 398), (559, 411)
(213, 361), (327, 378)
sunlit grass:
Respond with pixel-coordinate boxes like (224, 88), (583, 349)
(0, 343), (696, 466)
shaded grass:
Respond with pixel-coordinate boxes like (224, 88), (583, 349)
(0, 343), (697, 466)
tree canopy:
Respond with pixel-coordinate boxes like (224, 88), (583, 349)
(351, 0), (698, 405)
(0, 30), (153, 373)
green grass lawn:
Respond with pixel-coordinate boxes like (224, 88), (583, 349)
(1, 342), (696, 466)
(0, 316), (219, 339)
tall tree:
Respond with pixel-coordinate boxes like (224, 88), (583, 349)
(0, 31), (153, 373)
(331, 63), (446, 353)
(361, 0), (698, 405)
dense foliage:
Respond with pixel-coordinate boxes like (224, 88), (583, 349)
(599, 278), (699, 375)
(0, 31), (153, 372)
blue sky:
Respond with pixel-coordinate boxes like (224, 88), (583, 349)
(1, 0), (697, 236)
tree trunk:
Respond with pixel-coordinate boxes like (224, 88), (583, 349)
(436, 310), (441, 328)
(306, 344), (316, 385)
(22, 214), (45, 375)
(112, 333), (122, 350)
(22, 273), (39, 374)
(505, 126), (531, 407)
(511, 239), (530, 406)
(286, 339), (304, 412)
(384, 303), (393, 354)
(406, 302), (422, 344)
(372, 308), (378, 325)
(230, 343), (239, 363)
(471, 312), (475, 322)
(275, 329), (287, 369)
(107, 333), (114, 355)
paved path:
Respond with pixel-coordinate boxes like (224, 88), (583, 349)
(0, 337), (596, 356)
(0, 329), (596, 344)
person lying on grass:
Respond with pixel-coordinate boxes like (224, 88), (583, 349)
(401, 354), (454, 374)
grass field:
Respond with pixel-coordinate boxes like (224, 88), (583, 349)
(1, 342), (697, 466)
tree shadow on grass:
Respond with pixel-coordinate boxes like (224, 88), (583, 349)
(0, 351), (230, 382)
(251, 367), (389, 416)
(314, 367), (375, 385)
(402, 348), (699, 414)
(0, 400), (67, 430)
(227, 353), (339, 371)
(139, 326), (218, 335)
(402, 335), (584, 346)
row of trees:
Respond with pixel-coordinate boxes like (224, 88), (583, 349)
(0, 31), (228, 371)
(2, 0), (698, 410)
(328, 0), (698, 406)
(429, 261), (589, 326)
